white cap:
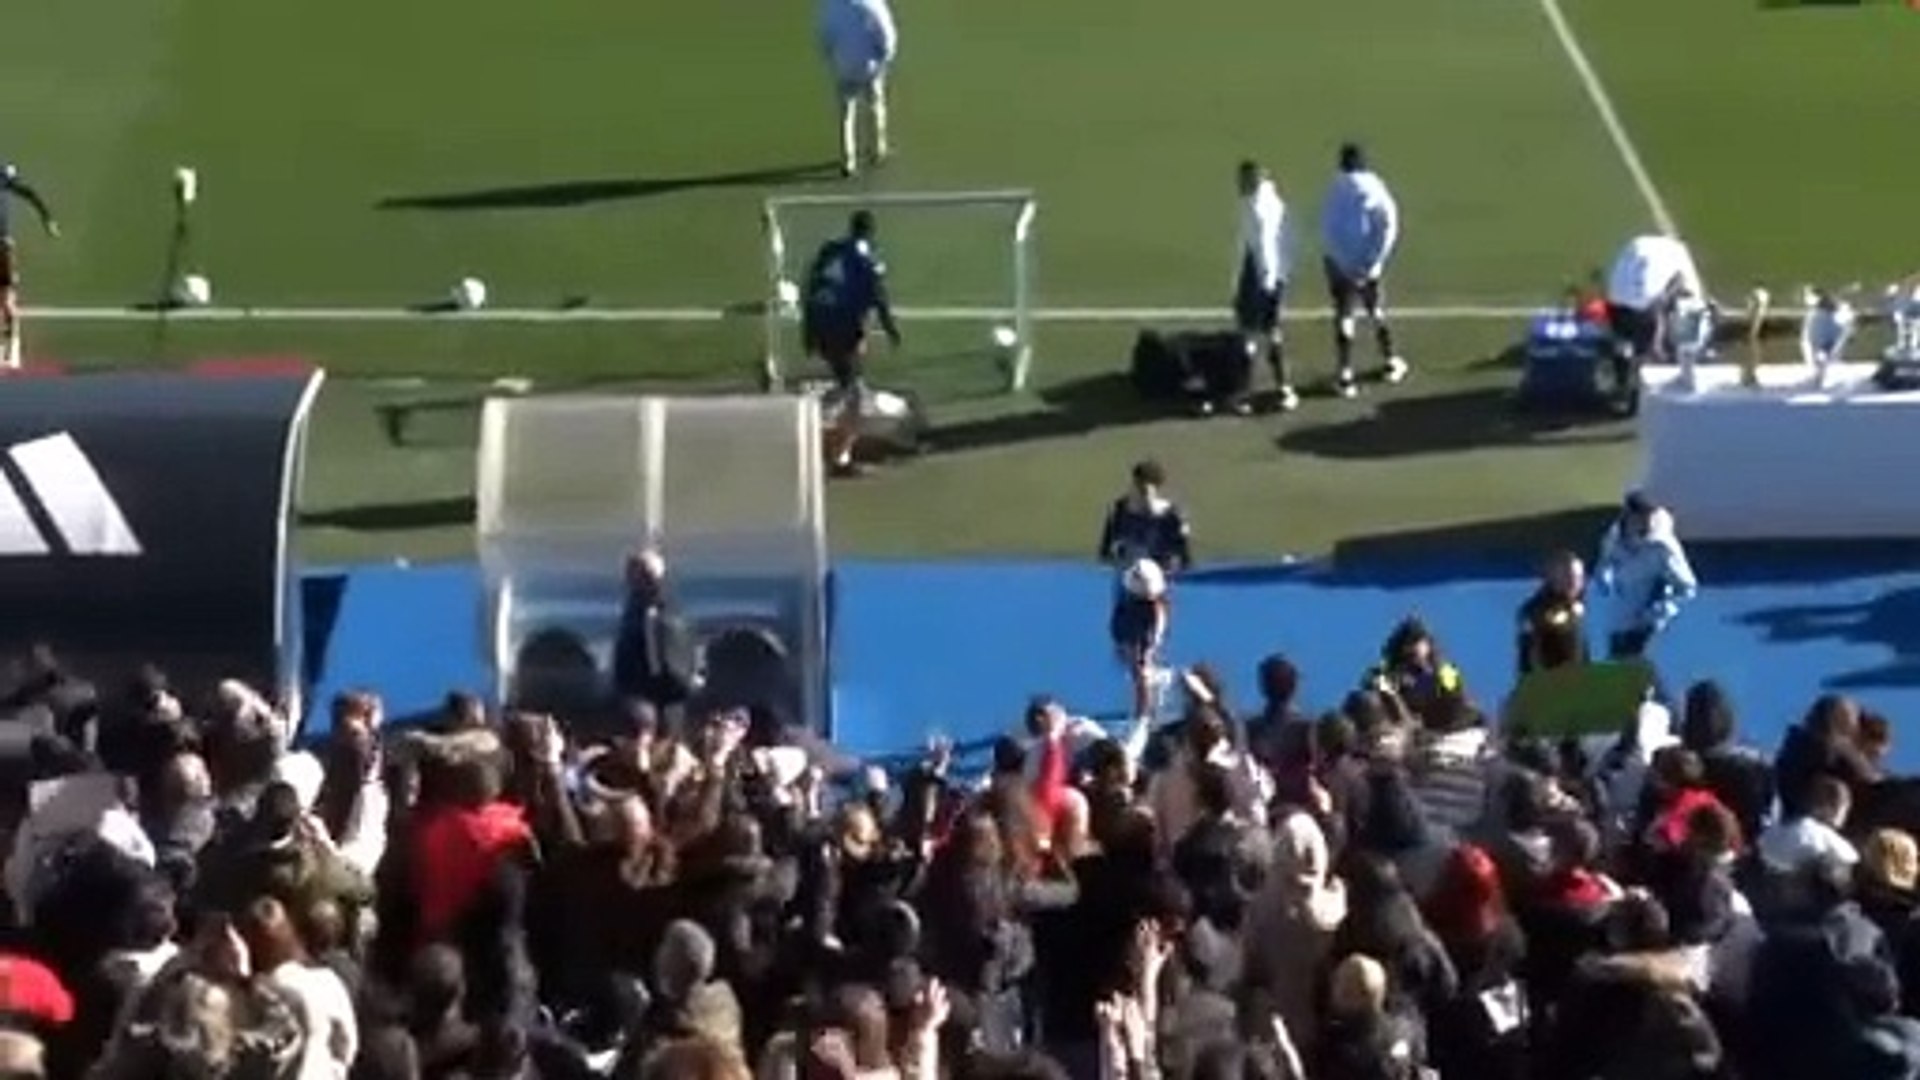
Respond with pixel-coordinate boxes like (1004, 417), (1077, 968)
(1122, 557), (1167, 600)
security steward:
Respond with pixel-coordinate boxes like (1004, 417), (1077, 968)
(1517, 550), (1589, 677)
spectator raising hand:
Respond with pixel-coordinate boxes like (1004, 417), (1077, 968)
(0, 590), (1912, 1080)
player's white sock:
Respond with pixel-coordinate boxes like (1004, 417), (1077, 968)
(839, 100), (860, 175)
(2, 328), (18, 370)
(869, 82), (891, 162)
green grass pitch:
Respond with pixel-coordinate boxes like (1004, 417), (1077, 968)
(6, 0), (1916, 562)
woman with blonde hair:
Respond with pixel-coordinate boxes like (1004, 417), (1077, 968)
(1243, 810), (1348, 1064)
(1316, 953), (1432, 1080)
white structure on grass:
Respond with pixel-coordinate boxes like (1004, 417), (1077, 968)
(477, 394), (830, 733)
(762, 189), (1037, 393)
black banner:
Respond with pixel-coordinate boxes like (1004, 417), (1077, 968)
(0, 371), (323, 702)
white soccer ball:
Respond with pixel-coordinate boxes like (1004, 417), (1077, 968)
(173, 274), (212, 307)
(991, 324), (1019, 351)
(452, 277), (488, 311)
(775, 278), (800, 312)
(1121, 557), (1167, 600)
(174, 167), (199, 206)
(1748, 287), (1769, 308)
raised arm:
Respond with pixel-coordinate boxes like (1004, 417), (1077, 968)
(8, 179), (57, 235)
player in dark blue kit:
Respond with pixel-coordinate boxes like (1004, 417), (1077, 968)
(803, 209), (901, 476)
(1097, 460), (1193, 574)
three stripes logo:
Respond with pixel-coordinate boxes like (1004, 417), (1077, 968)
(0, 432), (143, 557)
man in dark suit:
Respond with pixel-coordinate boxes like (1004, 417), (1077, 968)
(612, 550), (700, 722)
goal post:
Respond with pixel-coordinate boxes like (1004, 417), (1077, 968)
(762, 190), (1037, 394)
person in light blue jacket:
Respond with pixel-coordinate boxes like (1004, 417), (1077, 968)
(1594, 493), (1697, 659)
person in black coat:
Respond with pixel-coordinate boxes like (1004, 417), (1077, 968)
(1774, 695), (1878, 821)
(1517, 551), (1588, 677)
(611, 549), (700, 721)
(1678, 680), (1775, 845)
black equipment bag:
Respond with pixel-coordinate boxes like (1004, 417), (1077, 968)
(1130, 330), (1251, 403)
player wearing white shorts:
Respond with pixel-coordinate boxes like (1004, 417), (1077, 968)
(817, 0), (899, 178)
(0, 164), (61, 369)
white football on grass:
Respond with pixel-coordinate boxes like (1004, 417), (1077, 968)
(173, 274), (211, 307)
(453, 277), (488, 311)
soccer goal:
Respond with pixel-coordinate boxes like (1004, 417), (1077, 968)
(762, 190), (1037, 395)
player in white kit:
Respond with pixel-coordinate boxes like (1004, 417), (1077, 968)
(0, 164), (61, 369)
(817, 0), (899, 178)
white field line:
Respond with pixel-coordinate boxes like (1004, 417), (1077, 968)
(25, 303), (1554, 324)
(1534, 0), (1680, 238)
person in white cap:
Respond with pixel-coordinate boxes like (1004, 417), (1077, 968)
(1111, 556), (1171, 722)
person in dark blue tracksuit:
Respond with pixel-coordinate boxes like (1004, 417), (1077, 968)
(1097, 459), (1193, 576)
(803, 209), (901, 476)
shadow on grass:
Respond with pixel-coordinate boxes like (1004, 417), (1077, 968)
(921, 371), (1171, 454)
(377, 160), (842, 211)
(1277, 385), (1628, 460)
(302, 496), (475, 532)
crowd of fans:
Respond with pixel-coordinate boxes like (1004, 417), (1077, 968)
(1, 609), (1919, 1080)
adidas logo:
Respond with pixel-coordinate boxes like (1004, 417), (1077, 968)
(0, 432), (143, 556)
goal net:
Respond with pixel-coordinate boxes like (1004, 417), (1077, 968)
(762, 190), (1037, 397)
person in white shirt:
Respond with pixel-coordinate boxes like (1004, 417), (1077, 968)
(817, 0), (899, 178)
(1233, 160), (1296, 412)
(242, 897), (359, 1080)
(1320, 142), (1406, 398)
(1605, 234), (1703, 405)
(1757, 774), (1858, 878)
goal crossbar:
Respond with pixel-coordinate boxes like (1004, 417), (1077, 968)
(767, 189), (1035, 210)
(761, 189), (1038, 393)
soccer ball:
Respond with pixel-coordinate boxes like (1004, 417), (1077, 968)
(452, 277), (488, 311)
(172, 274), (212, 307)
(1121, 557), (1167, 600)
(775, 278), (800, 313)
(991, 325), (1019, 351)
(173, 167), (199, 206)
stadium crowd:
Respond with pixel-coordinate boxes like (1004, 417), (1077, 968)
(1, 601), (1919, 1080)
